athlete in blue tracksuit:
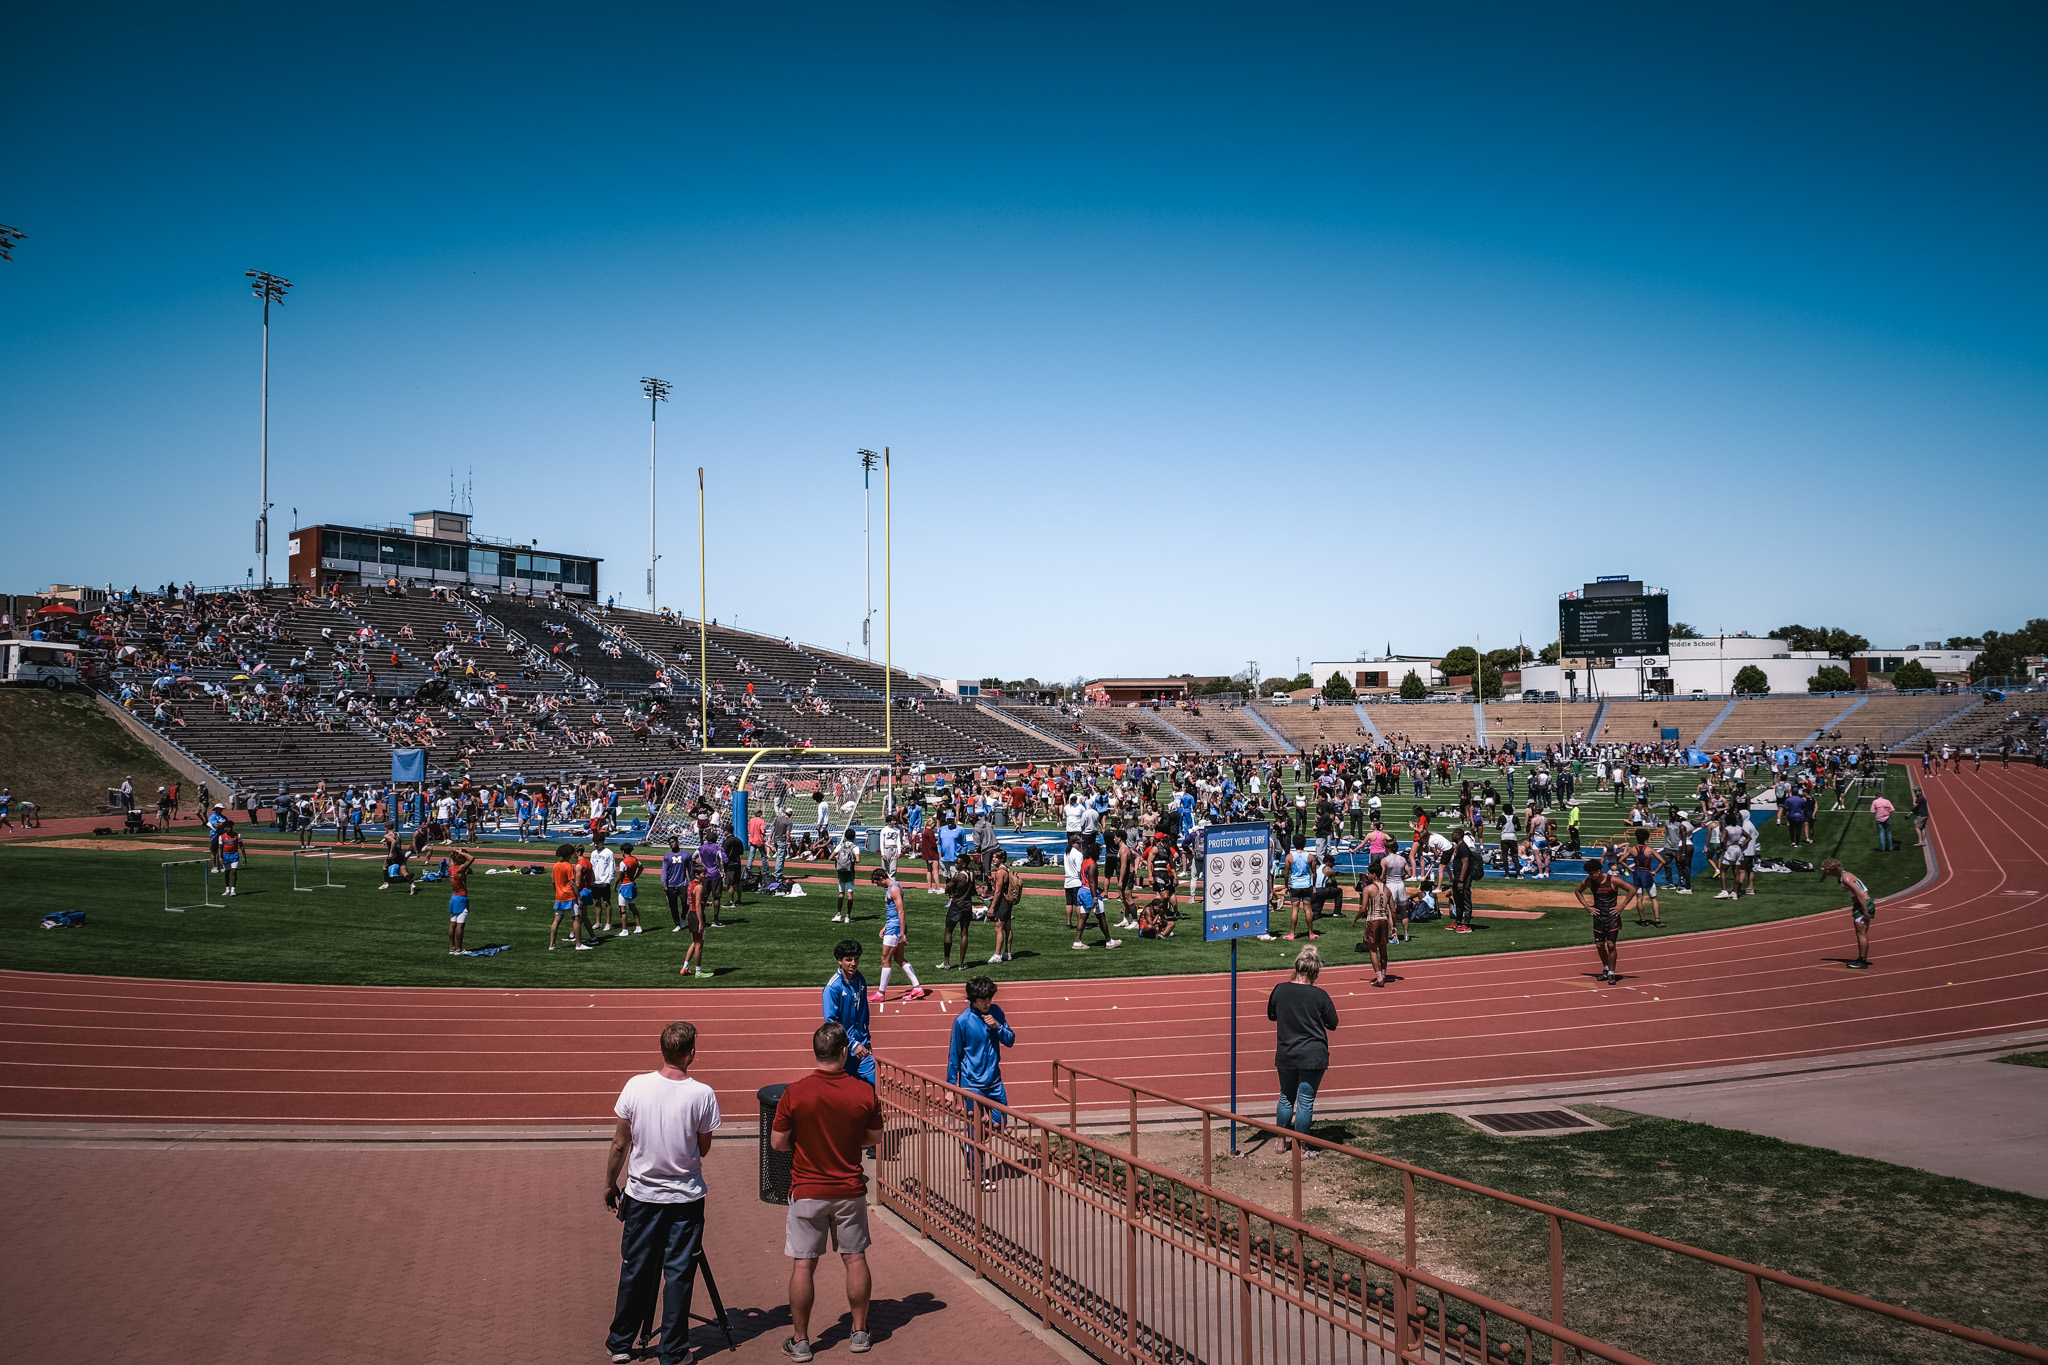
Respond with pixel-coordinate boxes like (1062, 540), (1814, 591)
(948, 975), (1015, 1184)
(823, 940), (875, 1084)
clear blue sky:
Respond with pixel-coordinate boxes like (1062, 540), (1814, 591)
(4, 2), (2042, 681)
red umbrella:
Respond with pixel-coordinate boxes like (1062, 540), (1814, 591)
(35, 602), (81, 616)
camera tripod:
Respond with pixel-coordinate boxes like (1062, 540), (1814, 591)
(634, 1250), (736, 1355)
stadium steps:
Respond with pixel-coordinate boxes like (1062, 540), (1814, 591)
(975, 704), (1080, 756)
(452, 597), (580, 688)
(1693, 697), (1740, 746)
(1132, 707), (1209, 753)
(1004, 704), (1143, 757)
(1350, 705), (1379, 740)
(1585, 699), (1609, 744)
(1798, 694), (1870, 751)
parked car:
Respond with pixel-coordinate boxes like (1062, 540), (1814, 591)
(1689, 688), (1708, 699)
(1266, 694), (1292, 706)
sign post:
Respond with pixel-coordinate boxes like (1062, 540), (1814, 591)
(1201, 821), (1271, 1153)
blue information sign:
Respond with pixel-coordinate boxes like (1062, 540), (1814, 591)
(1201, 822), (1271, 942)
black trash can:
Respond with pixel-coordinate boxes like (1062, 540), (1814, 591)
(758, 1083), (792, 1205)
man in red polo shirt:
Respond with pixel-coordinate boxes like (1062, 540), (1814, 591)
(770, 1022), (885, 1361)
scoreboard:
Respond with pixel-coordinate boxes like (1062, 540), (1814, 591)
(1560, 593), (1668, 656)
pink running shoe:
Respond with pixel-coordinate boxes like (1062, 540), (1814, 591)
(907, 987), (930, 1001)
(867, 990), (885, 1002)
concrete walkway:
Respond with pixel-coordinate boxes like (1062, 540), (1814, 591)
(0, 1134), (1073, 1365)
(1602, 1051), (2048, 1199)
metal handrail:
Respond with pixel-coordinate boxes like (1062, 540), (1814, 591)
(1048, 1060), (2048, 1363)
(875, 1059), (1661, 1365)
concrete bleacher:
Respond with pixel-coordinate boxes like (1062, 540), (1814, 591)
(1834, 693), (1978, 749)
(1005, 704), (1144, 756)
(338, 592), (560, 694)
(1701, 697), (1844, 748)
(595, 611), (1067, 763)
(1261, 703), (1378, 749)
(479, 599), (658, 692)
(166, 706), (400, 793)
(1368, 704), (1486, 746)
(1591, 700), (1733, 747)
(1887, 696), (2034, 753)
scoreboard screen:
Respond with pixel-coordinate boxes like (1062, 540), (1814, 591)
(1560, 594), (1668, 656)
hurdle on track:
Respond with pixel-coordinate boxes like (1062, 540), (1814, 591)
(293, 849), (346, 892)
(163, 859), (225, 913)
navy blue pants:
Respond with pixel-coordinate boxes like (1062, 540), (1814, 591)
(607, 1194), (706, 1365)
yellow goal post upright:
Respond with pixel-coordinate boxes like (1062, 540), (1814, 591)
(651, 455), (899, 843)
(1470, 628), (1570, 748)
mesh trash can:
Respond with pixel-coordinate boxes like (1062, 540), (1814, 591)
(758, 1083), (792, 1204)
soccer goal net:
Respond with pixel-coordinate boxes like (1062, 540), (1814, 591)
(647, 761), (891, 848)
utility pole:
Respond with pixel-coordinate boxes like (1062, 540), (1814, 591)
(859, 449), (880, 659)
(642, 377), (670, 610)
(245, 270), (291, 588)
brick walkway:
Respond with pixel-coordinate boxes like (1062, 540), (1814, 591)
(0, 1135), (1069, 1365)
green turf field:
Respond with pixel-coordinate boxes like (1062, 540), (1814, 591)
(0, 764), (1925, 988)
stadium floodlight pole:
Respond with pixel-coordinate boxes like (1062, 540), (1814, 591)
(858, 449), (879, 659)
(642, 377), (670, 610)
(885, 447), (893, 800)
(699, 467), (707, 750)
(245, 270), (291, 588)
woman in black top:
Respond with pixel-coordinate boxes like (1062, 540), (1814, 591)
(1266, 945), (1339, 1152)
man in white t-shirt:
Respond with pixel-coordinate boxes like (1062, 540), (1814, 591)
(1063, 833), (1085, 932)
(604, 1020), (722, 1365)
(590, 838), (620, 933)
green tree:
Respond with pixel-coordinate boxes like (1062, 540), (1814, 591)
(1483, 646), (1531, 670)
(1732, 665), (1770, 695)
(1773, 624), (1870, 658)
(1969, 620), (2048, 683)
(1321, 672), (1356, 701)
(1399, 670), (1427, 700)
(1477, 663), (1504, 699)
(1670, 621), (1702, 639)
(1538, 642), (1561, 665)
(1945, 635), (1983, 649)
(978, 677), (1003, 690)
(1439, 646), (1478, 679)
(1892, 660), (1938, 690)
(1809, 664), (1855, 693)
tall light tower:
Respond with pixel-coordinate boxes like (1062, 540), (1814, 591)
(641, 377), (671, 610)
(245, 270), (291, 588)
(858, 449), (879, 659)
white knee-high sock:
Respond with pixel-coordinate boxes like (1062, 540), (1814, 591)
(878, 966), (893, 993)
(902, 963), (921, 988)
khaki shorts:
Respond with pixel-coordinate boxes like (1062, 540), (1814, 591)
(786, 1196), (872, 1258)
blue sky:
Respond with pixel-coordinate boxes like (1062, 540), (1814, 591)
(4, 2), (2042, 681)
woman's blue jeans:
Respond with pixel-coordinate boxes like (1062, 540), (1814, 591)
(1276, 1066), (1326, 1135)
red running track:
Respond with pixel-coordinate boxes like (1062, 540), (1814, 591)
(4, 765), (2044, 1125)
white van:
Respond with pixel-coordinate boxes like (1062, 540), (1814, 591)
(1, 639), (82, 688)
